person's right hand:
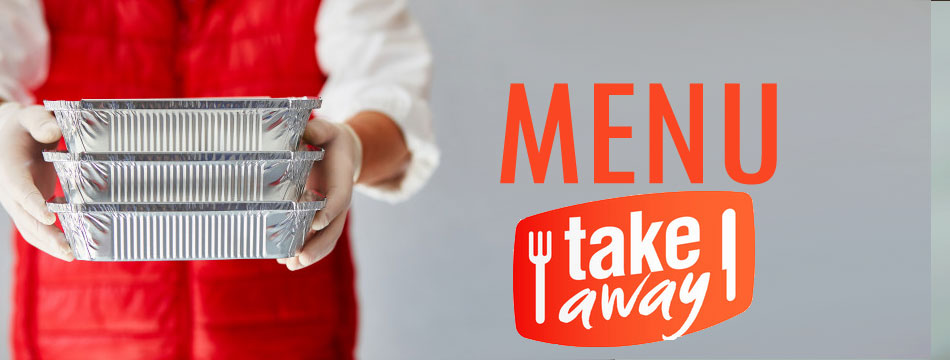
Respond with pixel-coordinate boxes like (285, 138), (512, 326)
(0, 102), (73, 261)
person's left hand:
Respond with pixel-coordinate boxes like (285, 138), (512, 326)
(278, 116), (362, 271)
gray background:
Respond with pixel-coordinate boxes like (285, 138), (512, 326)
(0, 0), (934, 359)
(934, 2), (949, 360)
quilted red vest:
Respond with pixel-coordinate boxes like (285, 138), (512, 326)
(12, 1), (357, 359)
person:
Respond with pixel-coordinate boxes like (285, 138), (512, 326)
(0, 0), (439, 358)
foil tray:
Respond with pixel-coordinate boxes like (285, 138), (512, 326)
(45, 98), (320, 152)
(49, 199), (325, 261)
(45, 151), (323, 203)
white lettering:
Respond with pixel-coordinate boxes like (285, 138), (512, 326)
(565, 217), (587, 280)
(663, 272), (710, 340)
(589, 226), (625, 279)
(630, 211), (664, 275)
(559, 288), (596, 329)
(666, 216), (700, 270)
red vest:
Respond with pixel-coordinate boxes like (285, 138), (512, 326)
(13, 1), (357, 359)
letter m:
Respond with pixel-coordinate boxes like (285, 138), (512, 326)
(500, 83), (578, 183)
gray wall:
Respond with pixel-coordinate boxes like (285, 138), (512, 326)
(933, 3), (949, 359)
(352, 0), (931, 358)
(0, 0), (934, 359)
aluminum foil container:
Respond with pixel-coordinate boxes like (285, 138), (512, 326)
(49, 199), (325, 261)
(45, 98), (320, 152)
(45, 151), (323, 203)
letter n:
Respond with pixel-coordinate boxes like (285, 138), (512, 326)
(649, 83), (704, 183)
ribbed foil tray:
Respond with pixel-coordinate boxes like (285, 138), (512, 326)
(45, 151), (323, 204)
(49, 199), (325, 261)
(45, 98), (320, 152)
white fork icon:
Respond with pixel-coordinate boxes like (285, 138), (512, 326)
(528, 231), (552, 324)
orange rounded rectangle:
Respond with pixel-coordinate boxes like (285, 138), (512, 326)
(513, 191), (755, 346)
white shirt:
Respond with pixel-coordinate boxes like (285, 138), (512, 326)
(0, 0), (439, 203)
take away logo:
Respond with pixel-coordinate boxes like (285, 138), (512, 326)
(513, 191), (755, 346)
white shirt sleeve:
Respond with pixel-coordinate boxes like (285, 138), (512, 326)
(0, 0), (49, 104)
(316, 0), (440, 204)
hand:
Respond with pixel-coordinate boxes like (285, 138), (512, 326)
(278, 116), (362, 271)
(0, 102), (73, 261)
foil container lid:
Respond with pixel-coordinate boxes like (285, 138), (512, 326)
(42, 150), (325, 162)
(47, 199), (327, 213)
(44, 97), (321, 111)
(45, 97), (319, 153)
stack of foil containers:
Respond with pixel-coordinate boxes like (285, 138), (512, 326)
(44, 98), (324, 261)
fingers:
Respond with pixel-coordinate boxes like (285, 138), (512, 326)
(0, 102), (70, 261)
(309, 148), (353, 231)
(1, 197), (73, 261)
(17, 105), (61, 144)
(0, 103), (58, 225)
(306, 120), (355, 231)
(285, 214), (346, 271)
(302, 117), (340, 146)
(285, 118), (357, 270)
(5, 170), (56, 225)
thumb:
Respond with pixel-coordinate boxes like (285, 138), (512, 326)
(16, 105), (61, 144)
(303, 117), (341, 146)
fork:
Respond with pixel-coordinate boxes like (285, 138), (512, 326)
(528, 230), (552, 324)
